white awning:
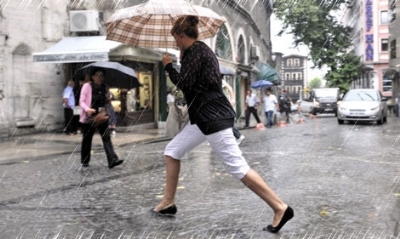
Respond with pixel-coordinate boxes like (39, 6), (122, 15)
(32, 36), (122, 63)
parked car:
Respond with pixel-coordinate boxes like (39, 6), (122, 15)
(337, 89), (388, 125)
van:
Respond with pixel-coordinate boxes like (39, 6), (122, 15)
(309, 88), (341, 116)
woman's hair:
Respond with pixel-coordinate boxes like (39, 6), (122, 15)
(91, 67), (105, 76)
(171, 16), (199, 39)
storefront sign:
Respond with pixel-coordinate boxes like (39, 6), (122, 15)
(33, 52), (109, 63)
(365, 0), (373, 61)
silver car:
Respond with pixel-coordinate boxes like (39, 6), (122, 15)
(337, 89), (388, 125)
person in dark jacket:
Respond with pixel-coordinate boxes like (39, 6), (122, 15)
(79, 68), (124, 169)
(152, 15), (293, 233)
(278, 90), (292, 123)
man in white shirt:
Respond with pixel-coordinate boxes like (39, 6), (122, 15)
(245, 90), (261, 127)
(262, 88), (279, 128)
(62, 80), (76, 135)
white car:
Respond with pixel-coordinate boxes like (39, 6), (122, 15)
(337, 89), (388, 125)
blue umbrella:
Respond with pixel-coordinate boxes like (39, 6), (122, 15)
(251, 80), (273, 89)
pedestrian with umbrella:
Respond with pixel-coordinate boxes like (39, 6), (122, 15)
(150, 15), (293, 233)
(78, 67), (124, 169)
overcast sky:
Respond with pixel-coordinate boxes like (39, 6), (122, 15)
(270, 14), (327, 83)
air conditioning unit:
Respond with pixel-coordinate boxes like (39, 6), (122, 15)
(70, 10), (99, 32)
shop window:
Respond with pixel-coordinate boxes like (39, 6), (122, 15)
(381, 38), (389, 51)
(125, 71), (153, 112)
(109, 88), (122, 113)
(139, 72), (152, 109)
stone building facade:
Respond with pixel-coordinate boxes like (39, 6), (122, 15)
(281, 54), (308, 101)
(0, 0), (274, 137)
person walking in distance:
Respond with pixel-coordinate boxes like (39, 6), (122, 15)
(153, 15), (294, 233)
(245, 90), (261, 127)
(79, 68), (124, 169)
(278, 90), (292, 123)
(62, 80), (76, 135)
(222, 79), (245, 145)
(262, 88), (279, 128)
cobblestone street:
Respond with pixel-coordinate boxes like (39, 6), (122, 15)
(1, 115), (400, 238)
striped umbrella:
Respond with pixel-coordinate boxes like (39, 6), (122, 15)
(106, 0), (225, 49)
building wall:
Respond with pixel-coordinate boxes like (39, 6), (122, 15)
(0, 1), (69, 136)
(342, 0), (389, 95)
(388, 0), (400, 103)
(0, 0), (273, 136)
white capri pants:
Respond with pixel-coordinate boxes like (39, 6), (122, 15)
(164, 123), (250, 179)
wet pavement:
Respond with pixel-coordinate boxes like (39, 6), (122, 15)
(0, 115), (400, 238)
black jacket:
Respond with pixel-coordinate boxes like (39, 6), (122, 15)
(165, 41), (235, 135)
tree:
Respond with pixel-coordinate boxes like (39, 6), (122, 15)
(274, 0), (363, 92)
(308, 77), (322, 90)
(325, 52), (363, 92)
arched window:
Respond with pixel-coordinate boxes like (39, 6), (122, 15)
(215, 25), (232, 60)
(237, 35), (245, 63)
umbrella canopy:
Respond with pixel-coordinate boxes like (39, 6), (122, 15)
(255, 61), (281, 85)
(220, 65), (235, 76)
(251, 80), (273, 89)
(106, 0), (225, 48)
(78, 61), (141, 89)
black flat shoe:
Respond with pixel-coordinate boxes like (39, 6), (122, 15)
(109, 159), (124, 169)
(152, 204), (177, 216)
(263, 206), (294, 233)
(82, 163), (89, 168)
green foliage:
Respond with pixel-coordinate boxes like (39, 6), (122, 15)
(308, 77), (322, 90)
(325, 52), (362, 92)
(274, 0), (363, 91)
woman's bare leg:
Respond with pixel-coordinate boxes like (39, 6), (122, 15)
(241, 169), (288, 226)
(154, 155), (180, 211)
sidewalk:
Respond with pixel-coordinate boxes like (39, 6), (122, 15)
(0, 126), (168, 163)
(0, 115), (264, 163)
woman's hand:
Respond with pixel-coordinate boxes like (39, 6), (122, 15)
(87, 108), (96, 116)
(162, 53), (172, 66)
